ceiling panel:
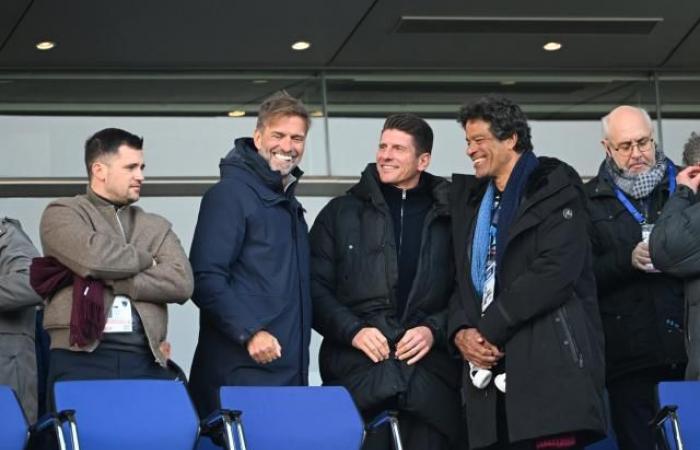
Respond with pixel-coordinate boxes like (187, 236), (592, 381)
(661, 23), (700, 69)
(0, 0), (374, 68)
(0, 0), (32, 47)
(0, 0), (698, 117)
(331, 0), (700, 70)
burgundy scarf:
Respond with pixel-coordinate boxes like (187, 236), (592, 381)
(30, 256), (106, 347)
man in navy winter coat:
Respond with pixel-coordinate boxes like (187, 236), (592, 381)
(188, 92), (312, 418)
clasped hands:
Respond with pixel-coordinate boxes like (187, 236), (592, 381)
(351, 326), (434, 365)
(453, 328), (504, 369)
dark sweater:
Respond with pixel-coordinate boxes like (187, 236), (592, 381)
(380, 176), (432, 318)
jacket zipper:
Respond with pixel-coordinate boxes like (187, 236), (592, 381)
(115, 207), (126, 239)
(114, 207), (157, 361)
(400, 206), (438, 323)
(557, 306), (584, 368)
(398, 189), (406, 258)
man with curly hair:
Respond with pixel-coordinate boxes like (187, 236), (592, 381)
(448, 96), (606, 449)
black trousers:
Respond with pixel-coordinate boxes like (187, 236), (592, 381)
(360, 396), (459, 450)
(362, 410), (452, 450)
(46, 347), (178, 411)
(608, 365), (684, 450)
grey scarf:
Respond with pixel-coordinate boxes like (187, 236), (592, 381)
(606, 148), (667, 199)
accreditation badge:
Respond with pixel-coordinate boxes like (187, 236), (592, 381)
(104, 295), (134, 333)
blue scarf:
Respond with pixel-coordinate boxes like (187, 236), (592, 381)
(471, 151), (539, 297)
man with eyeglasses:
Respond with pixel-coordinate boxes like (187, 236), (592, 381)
(585, 105), (686, 450)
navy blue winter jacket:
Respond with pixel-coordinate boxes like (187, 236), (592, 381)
(188, 138), (311, 417)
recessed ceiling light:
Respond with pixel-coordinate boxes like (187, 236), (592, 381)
(543, 41), (562, 52)
(310, 110), (324, 117)
(252, 79), (268, 84)
(36, 41), (56, 51)
(291, 41), (311, 51)
(227, 110), (246, 117)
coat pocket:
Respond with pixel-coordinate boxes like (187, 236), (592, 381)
(554, 306), (584, 368)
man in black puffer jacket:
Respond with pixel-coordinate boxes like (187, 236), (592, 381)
(310, 113), (464, 450)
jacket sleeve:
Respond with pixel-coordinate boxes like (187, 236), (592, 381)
(40, 201), (153, 279)
(650, 185), (700, 277)
(422, 308), (449, 350)
(479, 195), (588, 347)
(446, 281), (476, 356)
(189, 183), (264, 346)
(111, 228), (194, 304)
(0, 219), (42, 312)
(590, 237), (637, 294)
(309, 201), (365, 344)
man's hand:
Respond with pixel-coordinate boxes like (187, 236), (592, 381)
(676, 165), (700, 193)
(453, 328), (503, 368)
(631, 241), (653, 271)
(396, 326), (434, 365)
(159, 341), (172, 360)
(247, 330), (282, 364)
(352, 327), (390, 363)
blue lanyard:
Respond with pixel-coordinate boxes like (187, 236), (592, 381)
(613, 164), (676, 224)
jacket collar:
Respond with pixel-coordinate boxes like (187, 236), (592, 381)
(85, 187), (131, 212)
(452, 157), (581, 223)
(521, 156), (580, 207)
(219, 137), (303, 200)
(350, 163), (450, 215)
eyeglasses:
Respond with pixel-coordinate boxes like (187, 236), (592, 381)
(608, 136), (655, 156)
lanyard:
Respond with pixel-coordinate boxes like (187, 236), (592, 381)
(613, 164), (676, 224)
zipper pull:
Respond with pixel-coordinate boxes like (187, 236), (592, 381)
(402, 189), (407, 200)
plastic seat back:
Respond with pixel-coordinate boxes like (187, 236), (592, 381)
(0, 385), (28, 450)
(586, 435), (619, 450)
(219, 386), (364, 450)
(657, 381), (700, 450)
(54, 379), (199, 450)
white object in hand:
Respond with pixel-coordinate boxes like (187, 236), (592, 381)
(469, 363), (493, 389)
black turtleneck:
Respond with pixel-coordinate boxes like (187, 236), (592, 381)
(379, 176), (433, 319)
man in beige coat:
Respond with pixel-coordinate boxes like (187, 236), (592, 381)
(38, 128), (193, 408)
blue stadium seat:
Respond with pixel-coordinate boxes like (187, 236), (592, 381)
(217, 386), (365, 450)
(586, 435), (619, 450)
(0, 385), (29, 450)
(654, 381), (700, 450)
(53, 379), (199, 450)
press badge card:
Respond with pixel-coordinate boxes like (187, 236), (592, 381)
(641, 223), (659, 273)
(104, 295), (134, 333)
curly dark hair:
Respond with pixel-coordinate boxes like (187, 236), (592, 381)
(457, 95), (533, 153)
